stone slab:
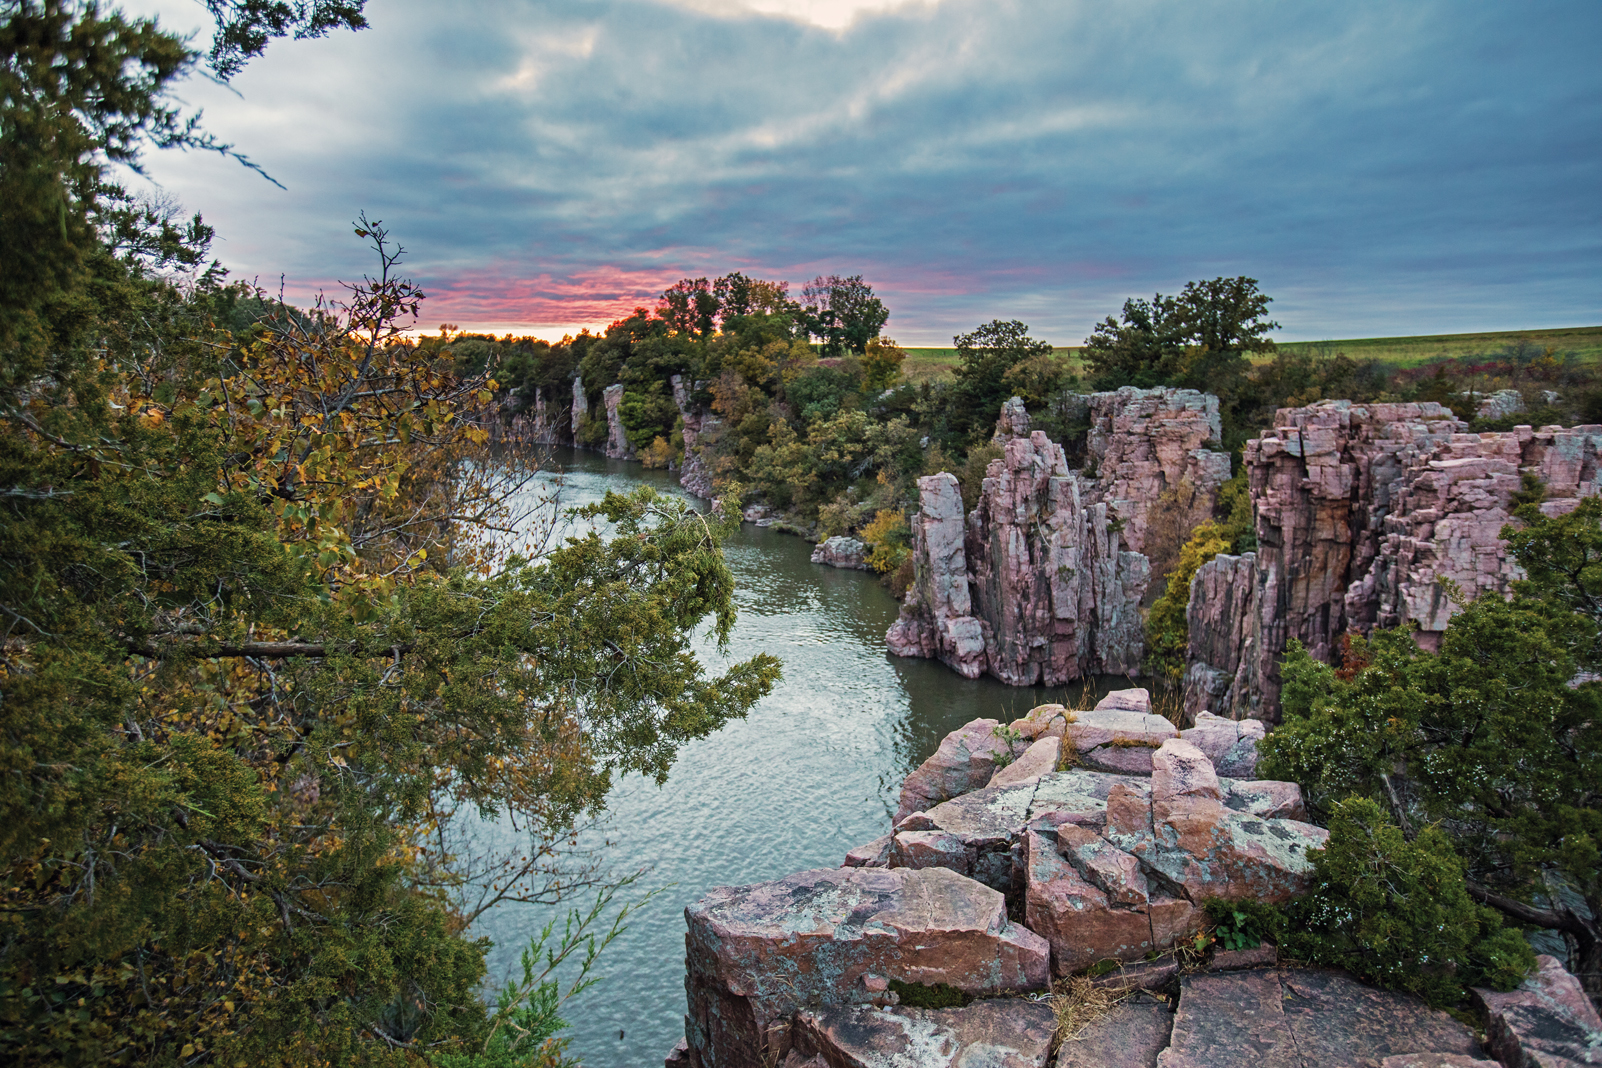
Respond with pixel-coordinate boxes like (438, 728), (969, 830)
(794, 998), (1056, 1068)
(1279, 968), (1481, 1067)
(1056, 993), (1175, 1068)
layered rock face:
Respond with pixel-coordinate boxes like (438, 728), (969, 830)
(889, 389), (1230, 686)
(1087, 387), (1232, 555)
(670, 374), (716, 498)
(1185, 400), (1602, 719)
(887, 436), (1150, 685)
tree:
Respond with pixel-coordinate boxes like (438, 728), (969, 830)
(658, 277), (718, 339)
(1082, 294), (1185, 387)
(0, 3), (783, 1062)
(800, 274), (888, 356)
(203, 1), (370, 77)
(1082, 277), (1277, 397)
(1259, 497), (1602, 1005)
(945, 319), (1052, 446)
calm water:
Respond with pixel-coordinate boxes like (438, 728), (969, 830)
(473, 449), (1123, 1067)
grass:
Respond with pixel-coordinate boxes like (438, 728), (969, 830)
(900, 326), (1602, 383)
(1267, 325), (1602, 369)
(1049, 975), (1119, 1054)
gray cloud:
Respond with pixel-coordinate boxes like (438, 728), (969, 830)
(136, 0), (1602, 342)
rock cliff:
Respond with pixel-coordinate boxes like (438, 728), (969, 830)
(888, 388), (1229, 685)
(670, 374), (716, 498)
(570, 375), (588, 439)
(1184, 400), (1602, 719)
(602, 382), (633, 459)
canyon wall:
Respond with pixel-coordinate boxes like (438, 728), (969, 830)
(1184, 400), (1602, 720)
(887, 388), (1230, 686)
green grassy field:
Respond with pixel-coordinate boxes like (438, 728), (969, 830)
(901, 325), (1602, 382)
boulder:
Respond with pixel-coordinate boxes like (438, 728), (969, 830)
(1064, 702), (1177, 776)
(1022, 829), (1161, 975)
(842, 835), (892, 868)
(684, 866), (1049, 1068)
(793, 999), (1056, 1068)
(891, 830), (969, 874)
(990, 735), (1063, 787)
(665, 1037), (690, 1067)
(1012, 703), (1077, 740)
(1096, 688), (1154, 714)
(1151, 739), (1221, 803)
(1222, 779), (1308, 822)
(811, 535), (869, 570)
(1179, 711), (1266, 778)
(895, 719), (1024, 822)
(1474, 953), (1602, 1068)
(920, 782), (1040, 891)
(1104, 762), (1328, 905)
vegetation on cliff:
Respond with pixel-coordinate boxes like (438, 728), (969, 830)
(1259, 498), (1602, 1005)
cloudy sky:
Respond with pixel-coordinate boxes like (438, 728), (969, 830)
(130, 0), (1600, 344)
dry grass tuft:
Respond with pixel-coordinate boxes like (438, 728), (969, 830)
(1048, 975), (1119, 1053)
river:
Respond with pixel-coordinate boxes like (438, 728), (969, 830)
(472, 448), (1128, 1066)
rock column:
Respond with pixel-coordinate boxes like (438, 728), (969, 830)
(602, 383), (632, 459)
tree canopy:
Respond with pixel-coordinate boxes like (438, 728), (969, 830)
(0, 3), (781, 1063)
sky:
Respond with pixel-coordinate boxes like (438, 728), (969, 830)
(128, 0), (1602, 345)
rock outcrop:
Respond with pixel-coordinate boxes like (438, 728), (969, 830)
(887, 437), (1150, 685)
(682, 866), (1048, 1068)
(670, 374), (716, 498)
(809, 535), (868, 570)
(601, 382), (632, 459)
(679, 694), (1502, 1068)
(874, 694), (1326, 977)
(890, 389), (1230, 686)
(1184, 401), (1602, 718)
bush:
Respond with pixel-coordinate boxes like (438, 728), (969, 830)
(1144, 521), (1229, 682)
(1284, 798), (1534, 1006)
(861, 508), (911, 574)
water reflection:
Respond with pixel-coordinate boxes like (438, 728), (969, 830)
(471, 448), (1125, 1066)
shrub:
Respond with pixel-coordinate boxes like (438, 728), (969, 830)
(1283, 798), (1534, 1006)
(1144, 521), (1229, 682)
(861, 508), (911, 574)
(640, 435), (676, 468)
